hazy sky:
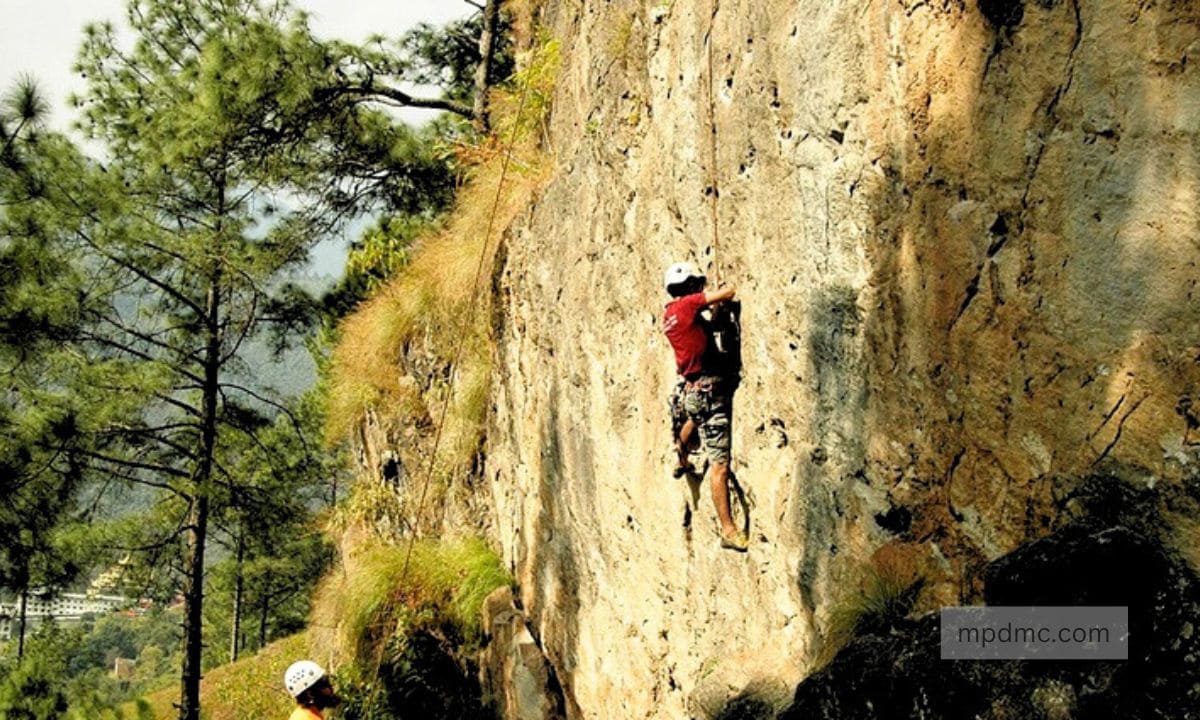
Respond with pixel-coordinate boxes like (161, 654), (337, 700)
(0, 1), (476, 276)
(0, 0), (475, 130)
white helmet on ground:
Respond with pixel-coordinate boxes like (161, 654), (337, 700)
(284, 660), (326, 698)
(663, 261), (705, 292)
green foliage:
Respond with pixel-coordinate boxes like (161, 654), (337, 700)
(73, 1), (460, 218)
(0, 624), (72, 720)
(0, 608), (187, 717)
(203, 526), (333, 668)
(62, 4), (414, 715)
(0, 654), (70, 719)
(491, 33), (561, 147)
(0, 76), (48, 174)
(0, 78), (97, 646)
(394, 11), (515, 103)
(311, 538), (510, 720)
(198, 381), (340, 668)
(69, 614), (138, 675)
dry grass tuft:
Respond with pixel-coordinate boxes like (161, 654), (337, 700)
(325, 33), (560, 506)
(814, 556), (925, 670)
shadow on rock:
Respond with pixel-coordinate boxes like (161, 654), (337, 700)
(779, 475), (1200, 720)
(710, 692), (778, 720)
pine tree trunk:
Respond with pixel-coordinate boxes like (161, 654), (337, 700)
(472, 0), (501, 131)
(258, 573), (271, 649)
(229, 531), (244, 663)
(16, 587), (28, 660)
(179, 216), (224, 720)
(179, 492), (210, 720)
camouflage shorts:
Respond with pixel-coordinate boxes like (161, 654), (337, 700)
(681, 377), (732, 466)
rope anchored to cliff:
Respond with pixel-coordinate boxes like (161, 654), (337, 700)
(401, 78), (534, 576)
(704, 0), (722, 284)
(352, 62), (537, 715)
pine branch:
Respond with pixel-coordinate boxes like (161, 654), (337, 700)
(74, 231), (208, 319)
(98, 520), (189, 554)
(89, 316), (206, 381)
(82, 464), (186, 498)
(318, 83), (474, 119)
(219, 384), (315, 472)
(79, 449), (192, 479)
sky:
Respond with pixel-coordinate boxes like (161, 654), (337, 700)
(0, 0), (477, 275)
(0, 0), (475, 130)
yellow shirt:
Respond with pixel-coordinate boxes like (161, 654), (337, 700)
(288, 708), (322, 720)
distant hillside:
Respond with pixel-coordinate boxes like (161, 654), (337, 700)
(133, 633), (308, 720)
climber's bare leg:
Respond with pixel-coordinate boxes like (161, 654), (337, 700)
(711, 461), (737, 537)
(676, 418), (696, 469)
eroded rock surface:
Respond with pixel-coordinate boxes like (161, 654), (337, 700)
(481, 587), (568, 720)
(485, 1), (1200, 717)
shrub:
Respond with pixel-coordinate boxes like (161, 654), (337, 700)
(310, 537), (511, 719)
(816, 561), (924, 670)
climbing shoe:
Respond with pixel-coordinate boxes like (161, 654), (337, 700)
(720, 530), (749, 552)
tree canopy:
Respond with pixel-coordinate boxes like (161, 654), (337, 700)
(0, 1), (511, 717)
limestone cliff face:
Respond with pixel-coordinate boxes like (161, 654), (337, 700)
(485, 1), (1200, 717)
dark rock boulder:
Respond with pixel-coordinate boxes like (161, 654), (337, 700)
(781, 483), (1200, 720)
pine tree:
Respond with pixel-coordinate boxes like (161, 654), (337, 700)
(204, 389), (338, 665)
(2, 2), (503, 716)
(0, 79), (92, 661)
(63, 3), (424, 716)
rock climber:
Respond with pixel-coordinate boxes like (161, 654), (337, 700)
(661, 261), (748, 552)
(284, 660), (342, 719)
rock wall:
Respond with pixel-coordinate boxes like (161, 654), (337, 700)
(486, 1), (1200, 718)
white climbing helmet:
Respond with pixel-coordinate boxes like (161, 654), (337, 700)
(663, 261), (705, 292)
(284, 660), (326, 698)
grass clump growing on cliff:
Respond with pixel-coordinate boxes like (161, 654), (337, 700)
(310, 537), (512, 669)
(324, 35), (560, 511)
(308, 538), (511, 719)
(816, 561), (924, 670)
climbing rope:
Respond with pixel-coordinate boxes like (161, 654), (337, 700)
(704, 0), (722, 284)
(400, 77), (534, 577)
(357, 68), (535, 713)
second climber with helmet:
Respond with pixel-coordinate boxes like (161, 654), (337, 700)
(284, 660), (342, 720)
(661, 261), (748, 552)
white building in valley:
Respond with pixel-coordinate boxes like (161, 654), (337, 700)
(0, 592), (131, 641)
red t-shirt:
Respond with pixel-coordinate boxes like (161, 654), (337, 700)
(662, 292), (708, 378)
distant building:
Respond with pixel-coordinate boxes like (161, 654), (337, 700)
(89, 556), (133, 596)
(0, 591), (131, 641)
